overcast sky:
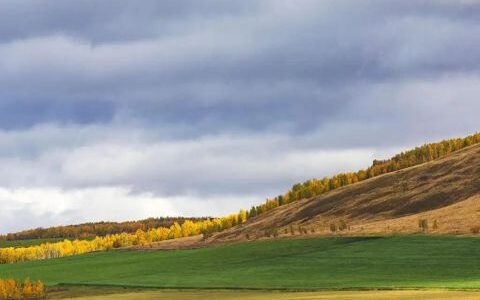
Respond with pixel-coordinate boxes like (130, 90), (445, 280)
(1, 0), (479, 233)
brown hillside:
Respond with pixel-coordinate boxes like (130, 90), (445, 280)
(212, 143), (480, 242)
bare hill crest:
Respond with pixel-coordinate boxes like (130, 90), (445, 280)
(212, 143), (480, 241)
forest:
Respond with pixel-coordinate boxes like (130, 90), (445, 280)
(0, 217), (209, 241)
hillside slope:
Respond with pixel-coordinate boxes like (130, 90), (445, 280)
(212, 143), (480, 241)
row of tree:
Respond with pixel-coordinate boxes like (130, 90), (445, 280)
(0, 217), (210, 241)
(247, 132), (480, 218)
(0, 279), (45, 299)
(0, 212), (248, 264)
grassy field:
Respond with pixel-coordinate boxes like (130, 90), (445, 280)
(0, 238), (63, 248)
(42, 286), (480, 299)
(2, 236), (480, 290)
(59, 289), (480, 300)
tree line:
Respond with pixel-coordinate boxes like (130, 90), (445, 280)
(0, 212), (247, 264)
(0, 279), (45, 299)
(0, 217), (209, 241)
(246, 132), (480, 218)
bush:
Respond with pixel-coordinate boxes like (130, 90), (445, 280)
(339, 220), (347, 231)
(329, 223), (337, 233)
(298, 226), (307, 235)
(418, 219), (428, 232)
(264, 228), (279, 238)
(112, 239), (122, 248)
(202, 231), (213, 240)
(0, 278), (45, 299)
(470, 226), (480, 234)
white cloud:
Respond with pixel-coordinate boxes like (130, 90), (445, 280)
(0, 185), (270, 234)
(0, 123), (394, 232)
(0, 124), (382, 192)
(0, 186), (175, 233)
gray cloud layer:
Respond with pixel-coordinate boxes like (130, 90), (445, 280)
(0, 0), (479, 232)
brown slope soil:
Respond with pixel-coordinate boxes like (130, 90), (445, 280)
(210, 143), (480, 242)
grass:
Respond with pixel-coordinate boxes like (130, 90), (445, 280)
(59, 289), (480, 300)
(2, 236), (480, 290)
(0, 238), (63, 248)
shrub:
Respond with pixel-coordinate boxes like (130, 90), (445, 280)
(298, 226), (307, 235)
(470, 226), (480, 234)
(418, 219), (428, 232)
(264, 228), (278, 238)
(339, 220), (347, 231)
(329, 223), (337, 233)
(202, 231), (213, 240)
(0, 278), (45, 299)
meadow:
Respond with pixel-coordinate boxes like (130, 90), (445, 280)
(53, 289), (480, 300)
(2, 235), (480, 292)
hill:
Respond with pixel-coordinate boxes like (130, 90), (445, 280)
(211, 143), (480, 242)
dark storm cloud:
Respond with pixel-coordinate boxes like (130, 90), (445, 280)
(0, 0), (260, 43)
(0, 99), (114, 129)
(0, 0), (479, 135)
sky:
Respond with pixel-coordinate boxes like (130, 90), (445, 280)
(1, 0), (479, 233)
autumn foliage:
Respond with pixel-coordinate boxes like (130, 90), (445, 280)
(0, 278), (45, 299)
(0, 217), (209, 241)
(0, 213), (247, 264)
(247, 132), (480, 218)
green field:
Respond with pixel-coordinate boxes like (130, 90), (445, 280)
(2, 236), (480, 290)
(0, 238), (63, 248)
(58, 289), (480, 300)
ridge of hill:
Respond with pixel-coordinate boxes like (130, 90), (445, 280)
(244, 132), (480, 221)
(211, 143), (480, 242)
